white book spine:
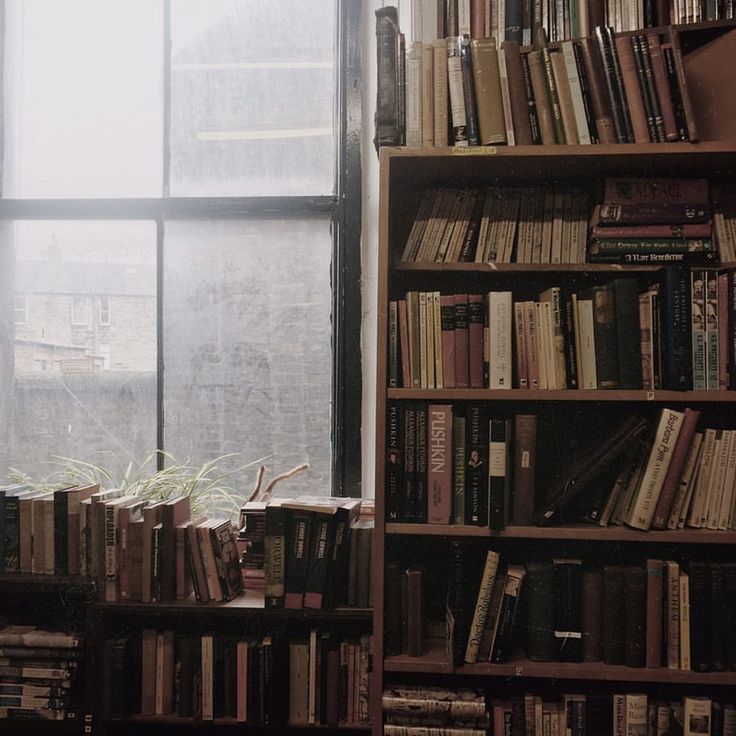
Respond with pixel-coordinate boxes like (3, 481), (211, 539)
(718, 429), (736, 529)
(577, 299), (597, 389)
(457, 0), (471, 35)
(406, 42), (423, 147)
(421, 0), (439, 41)
(561, 41), (591, 144)
(625, 409), (685, 530)
(707, 430), (732, 529)
(433, 40), (449, 147)
(488, 291), (513, 389)
(464, 550), (500, 663)
(497, 47), (515, 145)
(421, 43), (435, 147)
(447, 41), (468, 145)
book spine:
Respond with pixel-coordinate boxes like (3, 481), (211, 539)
(524, 562), (555, 661)
(468, 294), (485, 388)
(488, 291), (513, 389)
(645, 32), (679, 142)
(465, 405), (489, 526)
(427, 404), (453, 524)
(512, 414), (537, 526)
(453, 414), (466, 525)
(488, 418), (510, 532)
(464, 550), (500, 663)
(578, 37), (616, 143)
(454, 294), (470, 388)
(447, 38), (468, 146)
(264, 506), (286, 607)
(597, 203), (710, 225)
(433, 40), (449, 146)
(385, 402), (403, 522)
(503, 41), (533, 144)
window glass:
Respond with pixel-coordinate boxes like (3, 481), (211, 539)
(1, 221), (157, 481)
(99, 296), (111, 326)
(170, 0), (335, 196)
(13, 295), (27, 324)
(164, 218), (332, 497)
(3, 0), (164, 198)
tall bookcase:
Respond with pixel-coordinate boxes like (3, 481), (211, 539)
(370, 141), (736, 734)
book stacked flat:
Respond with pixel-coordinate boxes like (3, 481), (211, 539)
(588, 178), (716, 266)
(0, 625), (82, 723)
(382, 684), (488, 736)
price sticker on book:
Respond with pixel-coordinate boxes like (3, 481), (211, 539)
(451, 146), (497, 156)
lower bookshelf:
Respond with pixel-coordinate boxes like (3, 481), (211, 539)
(385, 644), (736, 685)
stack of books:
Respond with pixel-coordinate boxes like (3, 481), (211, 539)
(237, 500), (266, 591)
(0, 625), (82, 723)
(588, 178), (716, 265)
(382, 684), (488, 736)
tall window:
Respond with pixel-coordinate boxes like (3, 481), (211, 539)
(0, 1), (361, 498)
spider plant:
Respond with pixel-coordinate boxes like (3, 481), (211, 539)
(6, 451), (269, 520)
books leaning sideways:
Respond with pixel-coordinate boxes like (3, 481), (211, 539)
(382, 685), (489, 736)
(588, 178), (721, 265)
(0, 625), (83, 722)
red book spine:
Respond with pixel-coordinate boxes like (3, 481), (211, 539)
(645, 34), (680, 142)
(427, 405), (453, 524)
(468, 294), (484, 388)
(651, 408), (701, 529)
(454, 294), (470, 388)
(645, 559), (664, 668)
(590, 221), (712, 239)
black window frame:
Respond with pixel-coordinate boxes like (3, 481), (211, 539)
(0, 0), (363, 497)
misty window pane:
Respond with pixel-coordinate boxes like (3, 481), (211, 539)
(0, 221), (157, 482)
(170, 0), (335, 196)
(164, 219), (332, 498)
(3, 1), (164, 198)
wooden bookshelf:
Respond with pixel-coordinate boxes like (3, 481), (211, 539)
(372, 126), (736, 733)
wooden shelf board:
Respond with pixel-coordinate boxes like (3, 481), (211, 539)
(0, 573), (96, 593)
(461, 658), (736, 685)
(95, 589), (372, 620)
(382, 141), (736, 159)
(386, 650), (736, 684)
(121, 714), (370, 729)
(385, 523), (736, 544)
(386, 388), (736, 402)
(385, 641), (452, 673)
(395, 262), (664, 273)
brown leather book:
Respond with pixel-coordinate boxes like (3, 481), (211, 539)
(681, 26), (736, 142)
(624, 566), (647, 667)
(645, 559), (664, 668)
(471, 0), (486, 38)
(512, 414), (537, 525)
(527, 50), (556, 144)
(666, 25), (699, 143)
(470, 38), (507, 144)
(550, 50), (578, 144)
(582, 570), (603, 662)
(503, 41), (534, 145)
(587, 0), (606, 29)
(645, 33), (679, 142)
(614, 34), (650, 143)
(602, 565), (626, 664)
(578, 37), (616, 144)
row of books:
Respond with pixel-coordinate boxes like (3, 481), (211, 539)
(0, 625), (82, 723)
(383, 686), (735, 736)
(400, 186), (590, 264)
(104, 629), (372, 727)
(239, 496), (373, 610)
(541, 407), (736, 531)
(376, 5), (702, 149)
(405, 0), (718, 47)
(390, 269), (736, 392)
(399, 178), (736, 266)
(386, 403), (736, 532)
(521, 558), (736, 671)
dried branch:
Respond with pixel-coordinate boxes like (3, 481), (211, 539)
(262, 463), (310, 500)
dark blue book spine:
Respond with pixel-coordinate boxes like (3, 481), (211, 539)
(660, 265), (692, 390)
(613, 278), (643, 389)
(505, 0), (523, 43)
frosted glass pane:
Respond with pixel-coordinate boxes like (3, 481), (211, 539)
(164, 218), (333, 496)
(170, 0), (335, 196)
(3, 1), (163, 198)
